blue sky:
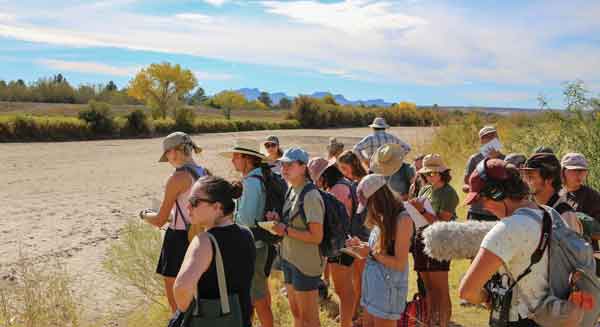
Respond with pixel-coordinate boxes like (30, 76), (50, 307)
(0, 0), (599, 108)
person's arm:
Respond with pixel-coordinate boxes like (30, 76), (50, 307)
(144, 172), (190, 227)
(352, 136), (370, 164)
(459, 247), (503, 304)
(371, 215), (413, 271)
(561, 211), (583, 235)
(235, 177), (264, 226)
(173, 234), (213, 311)
(463, 155), (475, 193)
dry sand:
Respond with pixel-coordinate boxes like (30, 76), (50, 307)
(0, 126), (433, 322)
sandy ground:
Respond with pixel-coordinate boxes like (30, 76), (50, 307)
(0, 126), (433, 322)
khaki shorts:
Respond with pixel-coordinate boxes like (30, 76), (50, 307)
(251, 245), (269, 301)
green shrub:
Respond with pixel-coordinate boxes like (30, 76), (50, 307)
(153, 118), (175, 135)
(124, 109), (152, 135)
(174, 107), (195, 133)
(78, 101), (114, 135)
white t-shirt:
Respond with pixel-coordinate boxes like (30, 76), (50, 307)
(481, 208), (549, 322)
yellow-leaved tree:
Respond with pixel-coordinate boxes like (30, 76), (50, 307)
(128, 62), (197, 119)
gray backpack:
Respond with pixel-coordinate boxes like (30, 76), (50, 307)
(518, 206), (600, 326)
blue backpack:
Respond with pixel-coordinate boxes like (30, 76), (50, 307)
(291, 183), (351, 258)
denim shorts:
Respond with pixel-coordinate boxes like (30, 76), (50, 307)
(360, 258), (408, 320)
(281, 259), (321, 292)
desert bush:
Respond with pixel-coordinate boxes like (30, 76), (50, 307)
(173, 107), (196, 133)
(124, 109), (153, 135)
(0, 258), (81, 327)
(78, 101), (114, 135)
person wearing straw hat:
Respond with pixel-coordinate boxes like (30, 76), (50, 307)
(370, 143), (414, 201)
(308, 157), (356, 327)
(352, 117), (411, 169)
(174, 176), (256, 327)
(220, 139), (274, 327)
(409, 154), (458, 327)
(139, 131), (208, 313)
(463, 125), (505, 222)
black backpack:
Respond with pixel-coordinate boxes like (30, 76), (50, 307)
(293, 182), (350, 258)
(248, 169), (288, 244)
(337, 179), (371, 242)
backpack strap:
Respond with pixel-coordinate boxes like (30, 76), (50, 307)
(506, 207), (552, 292)
(293, 183), (318, 225)
(548, 193), (573, 215)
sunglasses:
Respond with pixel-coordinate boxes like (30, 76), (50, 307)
(423, 172), (439, 177)
(188, 196), (216, 208)
(264, 143), (277, 148)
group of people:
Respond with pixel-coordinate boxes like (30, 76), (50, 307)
(138, 117), (600, 327)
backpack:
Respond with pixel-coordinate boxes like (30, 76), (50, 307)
(515, 206), (600, 327)
(337, 178), (371, 242)
(248, 169), (288, 245)
(291, 182), (350, 258)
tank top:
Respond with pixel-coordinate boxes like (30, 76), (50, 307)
(197, 224), (256, 327)
(169, 164), (206, 230)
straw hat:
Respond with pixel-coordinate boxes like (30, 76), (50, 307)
(418, 154), (449, 174)
(369, 144), (408, 176)
(219, 139), (267, 161)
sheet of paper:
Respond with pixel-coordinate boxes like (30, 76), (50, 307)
(403, 197), (435, 228)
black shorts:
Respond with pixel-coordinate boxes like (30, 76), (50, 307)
(327, 253), (355, 266)
(467, 212), (498, 222)
(412, 226), (450, 272)
(156, 228), (189, 278)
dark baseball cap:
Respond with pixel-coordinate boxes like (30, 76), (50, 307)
(464, 158), (510, 205)
(521, 153), (560, 172)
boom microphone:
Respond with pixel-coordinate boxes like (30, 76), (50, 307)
(421, 221), (497, 261)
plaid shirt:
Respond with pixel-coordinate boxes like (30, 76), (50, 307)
(352, 130), (411, 161)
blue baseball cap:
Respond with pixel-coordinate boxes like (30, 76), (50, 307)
(279, 147), (309, 164)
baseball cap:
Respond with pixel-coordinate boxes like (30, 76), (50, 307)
(159, 132), (200, 162)
(356, 174), (387, 213)
(308, 157), (336, 182)
(561, 153), (588, 170)
(464, 158), (510, 205)
(264, 135), (279, 146)
(504, 153), (527, 167)
(278, 147), (309, 164)
(478, 126), (497, 138)
(521, 153), (560, 172)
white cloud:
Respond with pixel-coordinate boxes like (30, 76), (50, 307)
(261, 0), (427, 35)
(37, 59), (138, 77)
(0, 12), (16, 22)
(202, 0), (228, 6)
(175, 13), (213, 23)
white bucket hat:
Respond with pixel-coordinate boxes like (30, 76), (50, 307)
(369, 117), (390, 129)
(219, 139), (267, 161)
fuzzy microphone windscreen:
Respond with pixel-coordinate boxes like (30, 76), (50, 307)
(422, 221), (497, 261)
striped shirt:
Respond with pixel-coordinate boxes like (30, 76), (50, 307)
(352, 130), (411, 161)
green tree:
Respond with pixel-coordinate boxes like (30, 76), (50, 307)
(258, 91), (272, 107)
(563, 80), (588, 111)
(211, 91), (247, 120)
(105, 81), (118, 92)
(188, 87), (208, 105)
(537, 93), (549, 110)
(127, 62), (197, 119)
(278, 97), (292, 109)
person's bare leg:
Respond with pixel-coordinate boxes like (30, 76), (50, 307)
(429, 271), (451, 327)
(286, 285), (302, 327)
(372, 315), (397, 327)
(352, 259), (366, 320)
(296, 289), (321, 327)
(254, 290), (274, 327)
(419, 272), (435, 326)
(164, 277), (177, 313)
(330, 263), (355, 327)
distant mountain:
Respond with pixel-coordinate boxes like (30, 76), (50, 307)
(234, 88), (393, 107)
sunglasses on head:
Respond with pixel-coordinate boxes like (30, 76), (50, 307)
(188, 195), (216, 208)
(264, 142), (277, 148)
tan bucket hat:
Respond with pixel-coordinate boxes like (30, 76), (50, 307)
(219, 139), (267, 161)
(370, 144), (408, 176)
(418, 154), (449, 174)
(369, 117), (390, 129)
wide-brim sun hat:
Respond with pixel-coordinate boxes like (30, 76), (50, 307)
(219, 139), (267, 161)
(369, 117), (390, 129)
(370, 144), (408, 176)
(418, 153), (449, 174)
(159, 131), (201, 163)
